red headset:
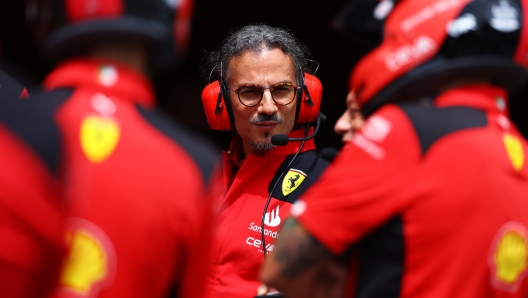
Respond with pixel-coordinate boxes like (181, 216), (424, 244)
(201, 73), (323, 131)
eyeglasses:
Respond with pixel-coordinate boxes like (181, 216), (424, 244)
(231, 82), (301, 107)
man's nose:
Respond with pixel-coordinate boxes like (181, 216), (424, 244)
(334, 113), (351, 136)
(259, 90), (278, 114)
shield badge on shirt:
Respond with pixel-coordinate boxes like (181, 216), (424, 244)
(503, 133), (524, 171)
(282, 168), (307, 196)
(80, 115), (121, 163)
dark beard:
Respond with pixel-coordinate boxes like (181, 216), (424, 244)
(248, 114), (283, 152)
(248, 132), (275, 152)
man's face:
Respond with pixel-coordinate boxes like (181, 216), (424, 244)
(227, 48), (298, 156)
(334, 90), (365, 142)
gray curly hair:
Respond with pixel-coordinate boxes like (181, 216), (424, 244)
(202, 24), (314, 87)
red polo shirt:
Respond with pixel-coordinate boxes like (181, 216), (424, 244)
(294, 85), (528, 297)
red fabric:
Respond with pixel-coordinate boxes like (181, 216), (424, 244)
(350, 0), (472, 105)
(0, 125), (65, 298)
(44, 58), (154, 107)
(295, 84), (528, 297)
(64, 0), (123, 22)
(44, 59), (212, 298)
(19, 88), (29, 98)
(205, 131), (319, 298)
(515, 0), (528, 69)
(174, 0), (194, 56)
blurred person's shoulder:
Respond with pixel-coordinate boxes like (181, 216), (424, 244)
(137, 105), (221, 182)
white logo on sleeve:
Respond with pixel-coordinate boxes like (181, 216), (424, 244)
(447, 13), (477, 37)
(362, 115), (392, 142)
(385, 35), (437, 71)
(488, 0), (520, 32)
(373, 0), (394, 21)
(264, 205), (281, 227)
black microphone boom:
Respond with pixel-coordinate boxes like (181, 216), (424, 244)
(270, 134), (290, 146)
(271, 113), (326, 146)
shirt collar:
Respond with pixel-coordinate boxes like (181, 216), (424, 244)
(43, 58), (155, 107)
(229, 134), (246, 168)
(434, 84), (509, 115)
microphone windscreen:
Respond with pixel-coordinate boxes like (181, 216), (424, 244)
(320, 147), (339, 162)
(271, 134), (290, 146)
(318, 113), (327, 123)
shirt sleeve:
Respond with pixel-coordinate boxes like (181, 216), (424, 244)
(292, 105), (422, 255)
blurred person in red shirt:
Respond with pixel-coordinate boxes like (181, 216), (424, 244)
(0, 72), (65, 297)
(24, 0), (221, 297)
(261, 0), (528, 297)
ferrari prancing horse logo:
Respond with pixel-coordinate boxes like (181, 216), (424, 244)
(282, 168), (307, 196)
(80, 115), (121, 163)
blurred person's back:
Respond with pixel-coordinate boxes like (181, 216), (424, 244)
(260, 0), (528, 297)
(24, 0), (221, 297)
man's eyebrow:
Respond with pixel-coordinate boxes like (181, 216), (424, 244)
(236, 80), (295, 87)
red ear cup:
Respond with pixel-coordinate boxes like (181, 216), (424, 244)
(297, 73), (323, 123)
(201, 80), (232, 131)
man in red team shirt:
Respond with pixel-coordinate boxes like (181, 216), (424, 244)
(261, 0), (528, 297)
(25, 0), (220, 297)
(200, 24), (330, 297)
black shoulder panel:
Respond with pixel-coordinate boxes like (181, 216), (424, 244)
(355, 216), (404, 298)
(136, 105), (220, 184)
(0, 88), (72, 174)
(268, 150), (330, 203)
(0, 69), (25, 99)
(399, 104), (488, 155)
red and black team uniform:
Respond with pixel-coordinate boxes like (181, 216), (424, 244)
(38, 58), (219, 298)
(293, 85), (528, 297)
(0, 86), (65, 297)
(205, 129), (330, 298)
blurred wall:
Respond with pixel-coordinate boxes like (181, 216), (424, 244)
(0, 0), (365, 152)
(2, 0), (526, 149)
